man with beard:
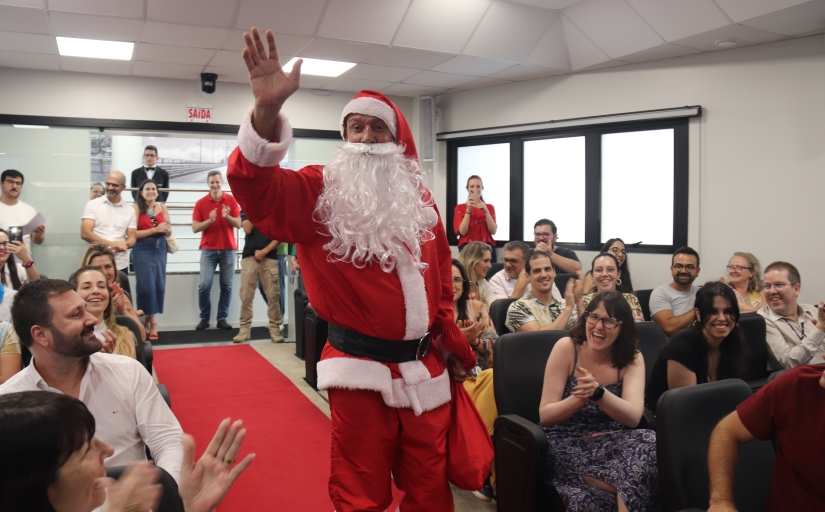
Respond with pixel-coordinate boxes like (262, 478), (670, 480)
(0, 279), (183, 480)
(227, 28), (485, 512)
(650, 246), (702, 337)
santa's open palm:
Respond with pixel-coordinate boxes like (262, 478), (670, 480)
(242, 28), (301, 109)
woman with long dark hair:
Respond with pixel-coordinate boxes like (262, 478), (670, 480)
(539, 291), (659, 511)
(647, 281), (747, 408)
(131, 179), (171, 341)
(0, 228), (40, 291)
(583, 238), (633, 294)
(452, 259), (497, 371)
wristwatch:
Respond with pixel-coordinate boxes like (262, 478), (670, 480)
(591, 384), (605, 402)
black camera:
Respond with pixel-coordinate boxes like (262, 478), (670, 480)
(201, 73), (218, 94)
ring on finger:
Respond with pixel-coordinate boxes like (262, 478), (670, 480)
(224, 457), (235, 465)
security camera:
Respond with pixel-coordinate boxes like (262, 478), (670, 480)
(201, 73), (217, 94)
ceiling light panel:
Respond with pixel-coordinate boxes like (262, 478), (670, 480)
(56, 36), (134, 60)
(283, 57), (356, 77)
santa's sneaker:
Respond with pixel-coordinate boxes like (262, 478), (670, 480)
(233, 329), (250, 343)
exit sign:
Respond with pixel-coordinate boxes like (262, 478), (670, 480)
(187, 103), (212, 123)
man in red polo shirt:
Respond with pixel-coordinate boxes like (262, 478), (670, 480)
(192, 170), (241, 330)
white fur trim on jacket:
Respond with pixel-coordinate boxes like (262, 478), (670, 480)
(237, 107), (292, 167)
(339, 97), (397, 139)
(317, 357), (451, 416)
(396, 252), (429, 340)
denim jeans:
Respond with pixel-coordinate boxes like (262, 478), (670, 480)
(198, 249), (236, 321)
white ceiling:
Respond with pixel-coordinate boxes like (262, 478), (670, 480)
(0, 0), (824, 97)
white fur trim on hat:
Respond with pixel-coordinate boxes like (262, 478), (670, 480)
(340, 97), (397, 139)
(237, 107), (292, 167)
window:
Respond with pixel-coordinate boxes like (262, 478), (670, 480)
(446, 118), (689, 253)
(456, 143), (511, 241)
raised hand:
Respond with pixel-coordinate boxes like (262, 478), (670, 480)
(242, 28), (303, 141)
(179, 418), (255, 512)
(563, 278), (575, 305)
(99, 330), (117, 354)
(572, 366), (598, 400)
(104, 461), (162, 512)
(7, 241), (29, 262)
(209, 208), (218, 222)
(573, 271), (584, 302)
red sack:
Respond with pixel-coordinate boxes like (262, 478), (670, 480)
(446, 379), (494, 490)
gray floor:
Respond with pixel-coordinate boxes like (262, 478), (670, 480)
(155, 340), (498, 511)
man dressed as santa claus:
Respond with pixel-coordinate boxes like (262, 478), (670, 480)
(227, 28), (488, 512)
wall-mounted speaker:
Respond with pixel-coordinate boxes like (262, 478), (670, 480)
(420, 96), (437, 162)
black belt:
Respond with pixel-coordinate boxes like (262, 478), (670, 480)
(327, 323), (431, 364)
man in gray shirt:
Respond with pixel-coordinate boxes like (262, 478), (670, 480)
(650, 246), (701, 337)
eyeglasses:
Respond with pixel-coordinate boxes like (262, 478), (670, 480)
(585, 312), (622, 330)
(609, 247), (627, 256)
(727, 265), (753, 272)
(533, 232), (552, 239)
(148, 211), (158, 228)
(763, 282), (792, 291)
(673, 264), (697, 272)
(593, 267), (617, 275)
(4, 179), (22, 187)
(0, 241), (8, 247)
(503, 258), (521, 265)
(452, 277), (465, 284)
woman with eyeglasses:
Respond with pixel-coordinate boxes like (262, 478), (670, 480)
(583, 238), (633, 294)
(647, 281), (748, 410)
(582, 253), (644, 322)
(720, 252), (763, 314)
(539, 291), (659, 511)
(131, 180), (171, 341)
(0, 228), (41, 291)
(457, 241), (496, 308)
(454, 175), (498, 262)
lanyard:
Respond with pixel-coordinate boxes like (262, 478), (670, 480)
(780, 317), (806, 341)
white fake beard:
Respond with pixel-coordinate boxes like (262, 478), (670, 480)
(314, 142), (437, 272)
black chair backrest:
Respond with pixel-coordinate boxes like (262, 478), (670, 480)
(106, 466), (184, 512)
(494, 330), (568, 423)
(767, 368), (790, 383)
(115, 315), (149, 374)
(738, 313), (768, 381)
(294, 287), (309, 359)
(633, 289), (654, 322)
(486, 262), (504, 281)
(554, 273), (574, 293)
(489, 298), (517, 336)
(657, 379), (775, 512)
(118, 270), (132, 302)
(636, 321), (667, 388)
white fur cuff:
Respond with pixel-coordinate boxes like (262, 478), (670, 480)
(340, 97), (397, 139)
(237, 107), (292, 167)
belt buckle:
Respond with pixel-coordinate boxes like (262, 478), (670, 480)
(416, 331), (431, 360)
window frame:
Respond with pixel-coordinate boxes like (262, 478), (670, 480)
(446, 117), (689, 254)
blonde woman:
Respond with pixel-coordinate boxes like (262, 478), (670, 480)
(457, 241), (495, 308)
(721, 252), (763, 314)
(69, 265), (136, 359)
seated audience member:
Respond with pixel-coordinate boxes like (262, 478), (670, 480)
(0, 321), (20, 384)
(489, 241), (561, 301)
(81, 244), (146, 342)
(582, 253), (643, 322)
(69, 265), (136, 359)
(538, 291), (659, 511)
(0, 391), (254, 512)
(532, 219), (582, 274)
(457, 241), (496, 308)
(0, 228), (41, 290)
(647, 281), (747, 409)
(452, 259), (497, 372)
(506, 250), (583, 333)
(650, 246), (702, 337)
(90, 181), (105, 200)
(583, 238), (634, 294)
(708, 363), (825, 511)
(0, 279), (183, 480)
(722, 252), (763, 314)
(758, 261), (825, 371)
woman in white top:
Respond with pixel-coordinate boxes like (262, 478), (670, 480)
(458, 241), (496, 308)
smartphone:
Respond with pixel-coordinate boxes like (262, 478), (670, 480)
(8, 226), (22, 243)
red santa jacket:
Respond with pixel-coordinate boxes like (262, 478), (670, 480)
(227, 109), (474, 415)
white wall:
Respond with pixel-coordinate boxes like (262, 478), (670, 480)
(435, 35), (825, 302)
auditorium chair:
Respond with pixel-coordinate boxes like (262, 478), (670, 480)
(637, 321), (667, 413)
(633, 289), (654, 322)
(737, 313), (769, 390)
(554, 273), (574, 293)
(303, 305), (328, 390)
(490, 298), (517, 336)
(106, 466), (184, 512)
(493, 330), (569, 512)
(486, 262), (504, 281)
(294, 287), (308, 360)
(656, 379), (775, 512)
(118, 270), (132, 303)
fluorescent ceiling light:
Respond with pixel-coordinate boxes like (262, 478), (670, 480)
(56, 36), (134, 60)
(283, 57), (355, 77)
(13, 125), (49, 129)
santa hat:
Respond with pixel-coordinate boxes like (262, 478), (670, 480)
(340, 90), (418, 161)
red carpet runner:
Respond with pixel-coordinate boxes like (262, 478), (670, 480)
(153, 345), (404, 511)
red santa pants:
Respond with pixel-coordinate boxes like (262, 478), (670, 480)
(328, 387), (453, 512)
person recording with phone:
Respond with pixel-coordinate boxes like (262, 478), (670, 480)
(0, 170), (46, 278)
(454, 175), (498, 262)
(0, 228), (40, 291)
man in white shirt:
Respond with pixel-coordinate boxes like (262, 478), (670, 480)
(81, 171), (137, 273)
(0, 169), (45, 276)
(489, 241), (561, 301)
(0, 279), (183, 480)
(757, 261), (825, 371)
